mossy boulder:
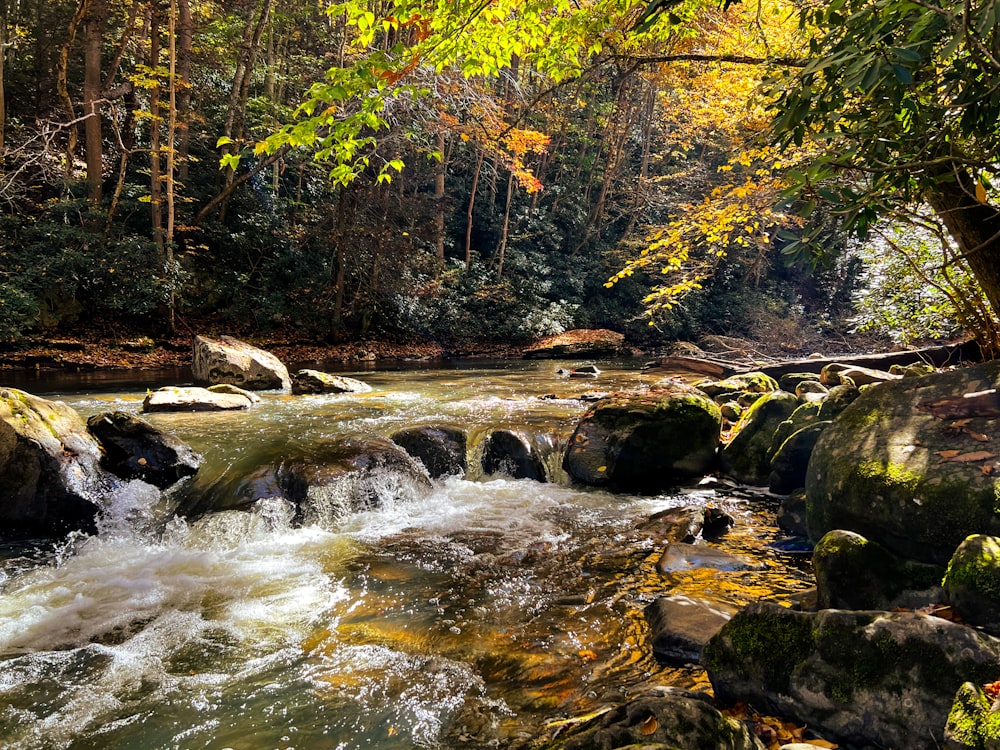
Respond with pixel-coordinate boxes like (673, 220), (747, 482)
(563, 384), (721, 492)
(548, 687), (764, 750)
(0, 388), (107, 538)
(721, 391), (798, 485)
(815, 383), (860, 421)
(698, 371), (779, 401)
(945, 682), (1000, 750)
(806, 360), (1000, 564)
(779, 372), (822, 393)
(821, 363), (899, 387)
(705, 601), (1000, 750)
(813, 530), (945, 610)
(768, 422), (832, 495)
(944, 535), (1000, 634)
(770, 402), (823, 460)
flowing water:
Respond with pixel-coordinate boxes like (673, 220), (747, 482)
(0, 360), (813, 750)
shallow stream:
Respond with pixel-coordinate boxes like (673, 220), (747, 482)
(0, 359), (813, 749)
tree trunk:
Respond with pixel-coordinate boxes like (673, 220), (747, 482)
(434, 130), (446, 264)
(925, 167), (1000, 323)
(496, 170), (514, 279)
(0, 2), (7, 163)
(149, 4), (163, 255)
(82, 0), (106, 203)
(57, 0), (94, 179)
(176, 0), (192, 181)
(465, 147), (484, 270)
(165, 0), (178, 332)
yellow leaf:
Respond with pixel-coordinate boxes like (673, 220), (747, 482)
(977, 180), (988, 204)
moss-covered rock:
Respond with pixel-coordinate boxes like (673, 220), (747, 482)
(770, 402), (823, 461)
(706, 601), (1000, 750)
(721, 391), (798, 485)
(0, 388), (107, 538)
(769, 422), (831, 495)
(778, 372), (822, 393)
(807, 360), (1000, 565)
(291, 369), (373, 395)
(563, 385), (721, 492)
(945, 682), (1000, 750)
(813, 530), (945, 610)
(794, 380), (828, 400)
(698, 371), (779, 402)
(815, 384), (860, 421)
(944, 535), (1000, 634)
(545, 687), (764, 750)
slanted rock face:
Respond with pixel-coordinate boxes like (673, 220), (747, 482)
(0, 388), (106, 538)
(806, 360), (1000, 564)
(142, 386), (253, 412)
(86, 411), (203, 489)
(705, 601), (1000, 750)
(191, 334), (291, 391)
(291, 370), (372, 395)
(391, 426), (467, 478)
(563, 384), (721, 492)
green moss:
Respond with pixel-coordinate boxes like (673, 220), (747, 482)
(944, 536), (1000, 600)
(947, 682), (1000, 747)
(858, 460), (921, 492)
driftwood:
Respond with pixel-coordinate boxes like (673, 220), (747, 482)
(918, 389), (1000, 420)
(646, 341), (981, 382)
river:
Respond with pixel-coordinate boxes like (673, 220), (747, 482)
(0, 359), (813, 749)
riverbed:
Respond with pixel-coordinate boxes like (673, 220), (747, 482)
(0, 359), (813, 749)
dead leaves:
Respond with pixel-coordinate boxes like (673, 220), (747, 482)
(640, 715), (658, 735)
(722, 702), (838, 749)
(936, 449), (997, 464)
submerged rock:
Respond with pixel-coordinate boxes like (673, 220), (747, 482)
(391, 425), (467, 478)
(550, 686), (764, 750)
(0, 388), (106, 538)
(191, 334), (291, 391)
(705, 601), (1000, 750)
(806, 359), (1000, 564)
(645, 595), (737, 665)
(142, 386), (253, 412)
(87, 411), (203, 488)
(291, 369), (372, 395)
(563, 384), (721, 492)
(656, 542), (765, 574)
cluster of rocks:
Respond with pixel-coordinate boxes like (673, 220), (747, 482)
(549, 357), (1000, 750)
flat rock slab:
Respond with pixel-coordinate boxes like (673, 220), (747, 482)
(645, 595), (737, 665)
(657, 541), (766, 574)
(142, 386), (253, 412)
(291, 370), (373, 395)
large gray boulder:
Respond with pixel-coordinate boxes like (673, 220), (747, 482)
(86, 411), (203, 489)
(705, 601), (1000, 750)
(563, 384), (721, 492)
(0, 388), (106, 537)
(191, 334), (291, 391)
(806, 360), (1000, 564)
(721, 391), (798, 485)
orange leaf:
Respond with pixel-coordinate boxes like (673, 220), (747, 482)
(948, 451), (997, 463)
(640, 715), (658, 735)
(936, 450), (961, 460)
(963, 428), (991, 442)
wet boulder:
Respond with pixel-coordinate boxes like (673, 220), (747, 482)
(721, 391), (798, 485)
(563, 384), (721, 492)
(291, 369), (373, 395)
(806, 360), (1000, 564)
(86, 411), (203, 488)
(522, 328), (628, 359)
(192, 334), (291, 391)
(943, 534), (1000, 634)
(813, 529), (944, 610)
(480, 429), (546, 481)
(178, 435), (431, 525)
(142, 386), (253, 412)
(391, 425), (467, 478)
(207, 383), (261, 403)
(645, 595), (737, 666)
(0, 388), (107, 537)
(553, 686), (765, 750)
(657, 542), (765, 574)
(705, 601), (1000, 750)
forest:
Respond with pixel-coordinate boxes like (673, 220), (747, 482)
(1, 0), (999, 356)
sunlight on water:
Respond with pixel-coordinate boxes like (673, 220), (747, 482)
(0, 360), (814, 749)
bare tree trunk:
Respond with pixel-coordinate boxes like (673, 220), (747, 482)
(496, 171), (514, 279)
(83, 0), (106, 203)
(149, 3), (163, 255)
(465, 147), (484, 270)
(434, 130), (446, 264)
(57, 0), (95, 180)
(176, 0), (192, 181)
(165, 0), (178, 332)
(0, 2), (7, 163)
